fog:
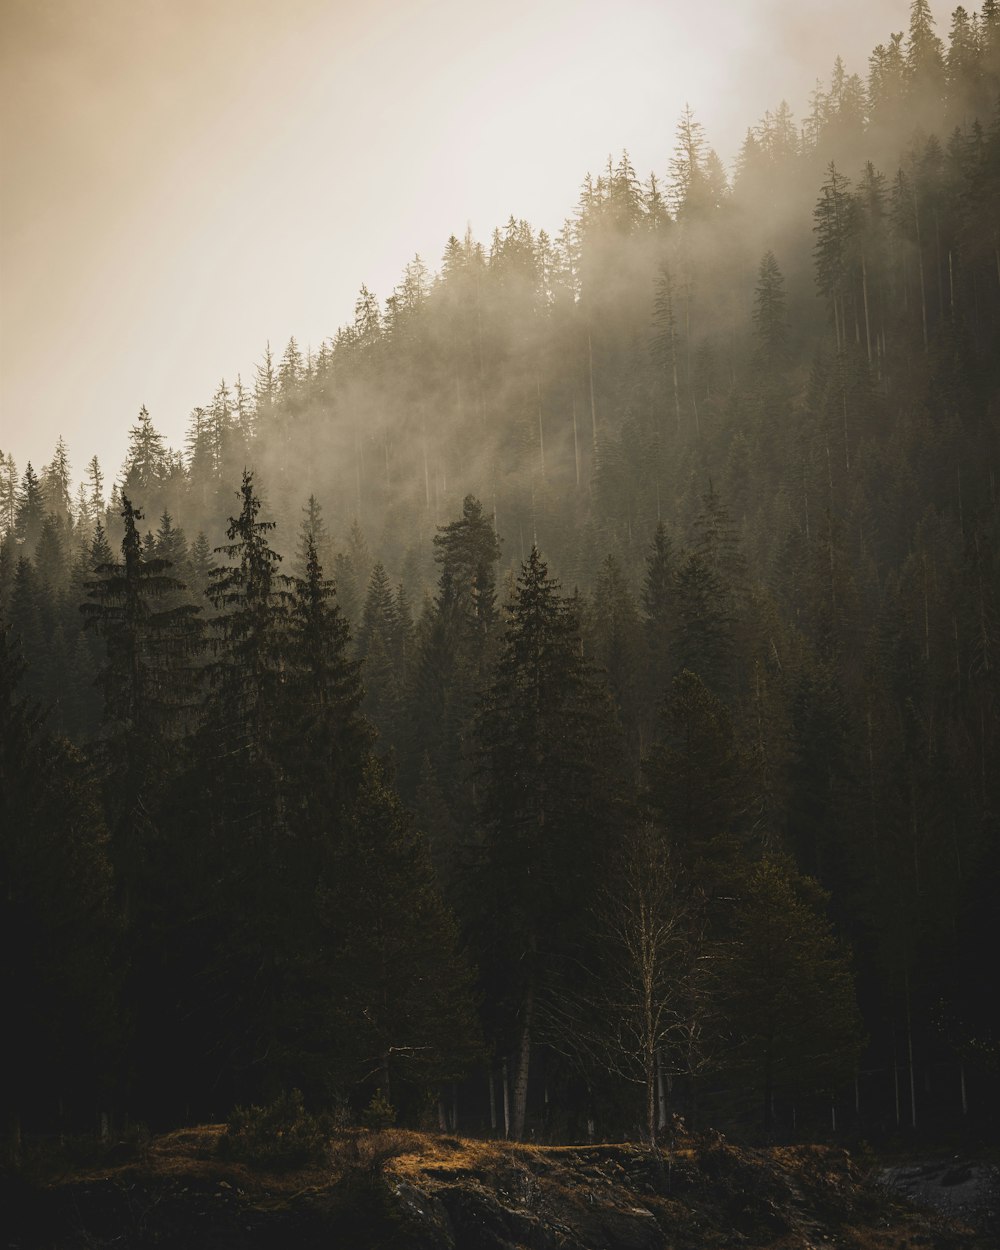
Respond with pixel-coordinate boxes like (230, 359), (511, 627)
(0, 0), (947, 483)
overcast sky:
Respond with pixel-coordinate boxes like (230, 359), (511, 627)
(0, 0), (947, 486)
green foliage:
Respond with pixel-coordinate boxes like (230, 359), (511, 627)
(361, 1090), (397, 1130)
(220, 1089), (328, 1170)
(721, 857), (865, 1130)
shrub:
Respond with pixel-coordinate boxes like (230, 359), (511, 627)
(218, 1088), (328, 1170)
(361, 1089), (396, 1130)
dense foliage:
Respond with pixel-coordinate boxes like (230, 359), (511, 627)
(2, 1), (998, 1148)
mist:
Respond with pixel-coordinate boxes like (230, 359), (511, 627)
(1, 0), (950, 482)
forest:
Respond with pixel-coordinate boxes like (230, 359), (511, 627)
(1, 0), (998, 1155)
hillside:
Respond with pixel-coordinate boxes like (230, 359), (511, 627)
(1, 0), (999, 1157)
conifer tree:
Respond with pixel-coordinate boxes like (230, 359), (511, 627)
(0, 452), (17, 537)
(41, 436), (72, 523)
(0, 623), (117, 1144)
(587, 554), (643, 757)
(722, 857), (864, 1135)
(201, 472), (289, 843)
(281, 533), (372, 821)
(86, 456), (105, 524)
(81, 495), (200, 919)
(122, 405), (169, 496)
(14, 463), (45, 552)
(642, 523), (677, 702)
(813, 164), (857, 352)
(333, 761), (481, 1114)
(295, 494), (332, 577)
(475, 546), (624, 1139)
(752, 251), (789, 368)
(643, 668), (748, 901)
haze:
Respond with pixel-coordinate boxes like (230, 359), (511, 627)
(1, 0), (944, 482)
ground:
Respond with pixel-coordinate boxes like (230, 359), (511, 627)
(2, 1124), (996, 1249)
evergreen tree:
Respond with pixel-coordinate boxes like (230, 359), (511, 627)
(752, 250), (788, 368)
(81, 495), (200, 920)
(587, 553), (643, 758)
(122, 405), (169, 496)
(0, 623), (117, 1143)
(86, 456), (106, 528)
(295, 493), (332, 577)
(721, 857), (864, 1136)
(281, 533), (372, 819)
(0, 451), (17, 537)
(813, 164), (857, 352)
(643, 669), (747, 899)
(334, 762), (481, 1114)
(14, 463), (45, 552)
(475, 546), (624, 1139)
(201, 472), (289, 844)
(41, 436), (72, 523)
(642, 523), (677, 707)
(906, 0), (947, 99)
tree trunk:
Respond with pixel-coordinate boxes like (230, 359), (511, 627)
(588, 331), (598, 452)
(571, 396), (580, 488)
(502, 1057), (511, 1139)
(511, 983), (534, 1140)
(646, 1044), (657, 1150)
(913, 190), (929, 351)
(763, 1038), (775, 1139)
(904, 966), (917, 1129)
(536, 375), (545, 478)
(656, 1050), (669, 1133)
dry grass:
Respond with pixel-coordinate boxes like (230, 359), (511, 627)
(25, 1125), (993, 1249)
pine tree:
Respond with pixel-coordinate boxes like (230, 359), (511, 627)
(295, 494), (332, 577)
(0, 452), (17, 537)
(813, 164), (857, 352)
(122, 405), (169, 496)
(188, 531), (214, 598)
(721, 857), (864, 1135)
(670, 104), (709, 218)
(643, 523), (677, 706)
(154, 510), (189, 570)
(434, 494), (502, 651)
(201, 471), (290, 845)
(0, 623), (117, 1144)
(475, 546), (624, 1138)
(752, 251), (788, 368)
(81, 495), (200, 918)
(906, 0), (946, 98)
(587, 554), (643, 758)
(333, 761), (481, 1114)
(280, 533), (371, 820)
(86, 456), (105, 525)
(406, 496), (502, 804)
(643, 669), (747, 899)
(41, 436), (72, 523)
(14, 463), (45, 552)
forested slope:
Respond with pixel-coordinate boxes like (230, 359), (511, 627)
(2, 0), (998, 1147)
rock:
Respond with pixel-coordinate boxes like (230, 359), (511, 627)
(4, 1128), (997, 1249)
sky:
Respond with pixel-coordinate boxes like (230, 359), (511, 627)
(0, 0), (948, 487)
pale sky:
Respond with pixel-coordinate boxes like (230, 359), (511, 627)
(0, 0), (946, 486)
